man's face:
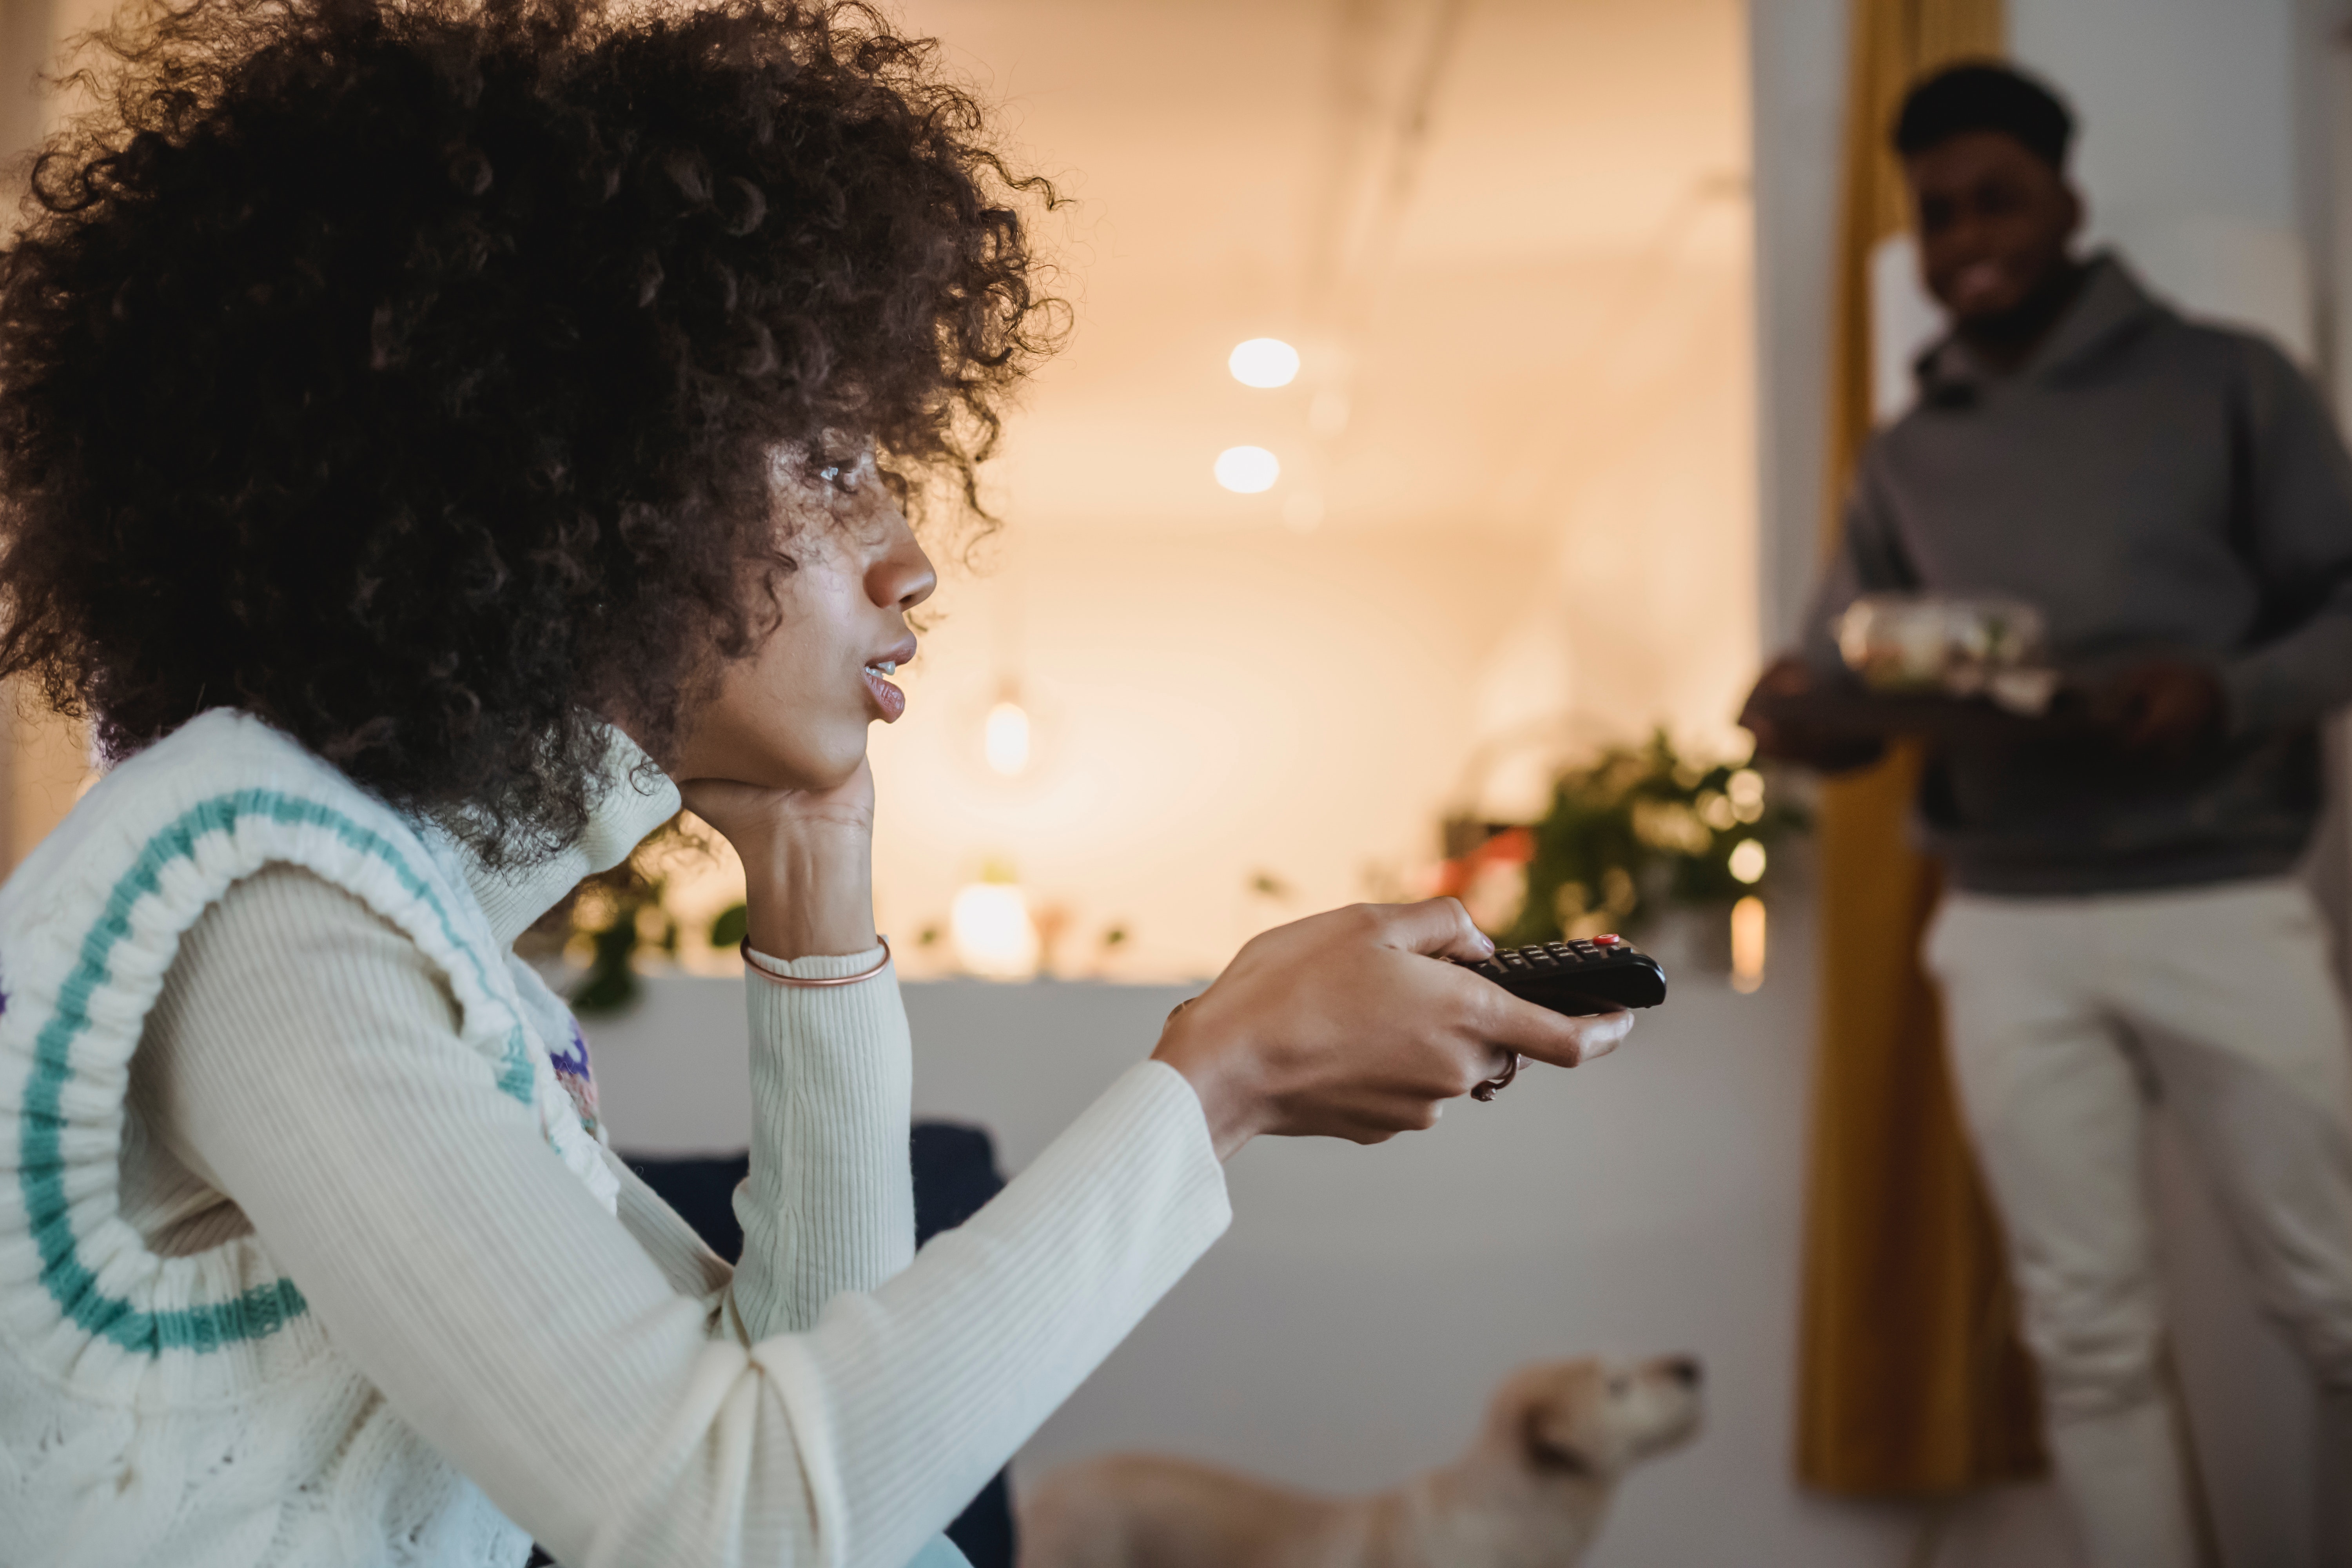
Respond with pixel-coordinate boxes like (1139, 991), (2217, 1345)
(1905, 129), (2081, 326)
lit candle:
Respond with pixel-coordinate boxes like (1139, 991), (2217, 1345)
(951, 882), (1039, 979)
(1731, 896), (1766, 994)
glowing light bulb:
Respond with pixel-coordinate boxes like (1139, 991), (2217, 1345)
(1728, 838), (1767, 884)
(951, 882), (1039, 979)
(1215, 446), (1280, 494)
(1731, 895), (1766, 993)
(984, 700), (1031, 777)
(1727, 768), (1766, 822)
(1228, 338), (1300, 388)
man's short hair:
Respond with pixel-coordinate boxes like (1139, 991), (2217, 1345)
(1893, 61), (2075, 171)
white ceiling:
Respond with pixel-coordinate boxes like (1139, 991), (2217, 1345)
(896, 0), (1751, 536)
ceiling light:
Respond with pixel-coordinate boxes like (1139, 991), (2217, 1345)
(984, 700), (1031, 777)
(1215, 446), (1280, 494)
(1228, 338), (1300, 388)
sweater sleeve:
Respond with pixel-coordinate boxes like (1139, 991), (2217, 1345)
(2215, 335), (2352, 733)
(139, 864), (1230, 1568)
(725, 944), (916, 1340)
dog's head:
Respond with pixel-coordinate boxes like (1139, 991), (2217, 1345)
(1488, 1355), (1703, 1481)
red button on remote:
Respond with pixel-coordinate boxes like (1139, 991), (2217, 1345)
(1594, 934), (1621, 946)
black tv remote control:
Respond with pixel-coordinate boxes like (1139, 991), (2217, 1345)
(1458, 935), (1668, 1017)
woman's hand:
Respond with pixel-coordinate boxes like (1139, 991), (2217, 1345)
(677, 759), (879, 960)
(1152, 899), (1634, 1160)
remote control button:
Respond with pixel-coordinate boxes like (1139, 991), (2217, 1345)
(1594, 934), (1621, 946)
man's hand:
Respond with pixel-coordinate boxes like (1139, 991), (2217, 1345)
(2089, 658), (2227, 764)
(1739, 657), (1888, 773)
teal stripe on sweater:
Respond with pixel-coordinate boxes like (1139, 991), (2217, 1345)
(20, 788), (537, 1354)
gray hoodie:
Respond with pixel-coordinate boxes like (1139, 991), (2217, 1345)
(1802, 253), (2352, 895)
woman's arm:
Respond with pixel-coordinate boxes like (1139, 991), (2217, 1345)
(678, 759), (919, 1341)
(725, 941), (915, 1340)
(140, 864), (1228, 1568)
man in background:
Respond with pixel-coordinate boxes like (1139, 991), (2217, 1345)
(1747, 62), (2352, 1568)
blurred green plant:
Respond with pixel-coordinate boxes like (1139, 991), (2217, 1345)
(708, 902), (750, 951)
(1500, 729), (1809, 948)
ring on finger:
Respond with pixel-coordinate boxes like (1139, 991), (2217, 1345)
(1471, 1052), (1524, 1102)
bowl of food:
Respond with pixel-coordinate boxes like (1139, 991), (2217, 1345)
(1834, 594), (2046, 698)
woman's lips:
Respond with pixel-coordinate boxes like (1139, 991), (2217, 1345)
(862, 659), (907, 722)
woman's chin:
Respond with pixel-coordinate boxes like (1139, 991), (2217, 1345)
(793, 741), (870, 793)
(670, 722), (868, 797)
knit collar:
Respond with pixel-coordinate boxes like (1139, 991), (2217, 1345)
(440, 727), (683, 950)
(1914, 250), (2166, 398)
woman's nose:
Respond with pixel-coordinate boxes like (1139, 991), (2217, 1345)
(868, 527), (937, 613)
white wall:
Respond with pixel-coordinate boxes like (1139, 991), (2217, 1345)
(1747, 0), (1847, 653)
(2017, 0), (2317, 361)
(2016, 0), (2299, 245)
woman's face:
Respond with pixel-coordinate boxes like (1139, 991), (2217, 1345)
(667, 447), (937, 793)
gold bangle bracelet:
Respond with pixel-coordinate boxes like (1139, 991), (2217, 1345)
(739, 935), (892, 987)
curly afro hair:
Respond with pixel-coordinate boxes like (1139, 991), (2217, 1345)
(0, 0), (1058, 860)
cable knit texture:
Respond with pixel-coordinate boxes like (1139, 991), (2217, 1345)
(0, 710), (1231, 1567)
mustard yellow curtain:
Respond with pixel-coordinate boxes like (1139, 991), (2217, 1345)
(1794, 0), (2047, 1495)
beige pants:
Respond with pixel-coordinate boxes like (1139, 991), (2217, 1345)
(1926, 879), (2352, 1568)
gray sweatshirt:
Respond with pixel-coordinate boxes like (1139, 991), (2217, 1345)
(1802, 253), (2352, 895)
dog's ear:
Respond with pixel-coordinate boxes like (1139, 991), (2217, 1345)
(1520, 1405), (1600, 1476)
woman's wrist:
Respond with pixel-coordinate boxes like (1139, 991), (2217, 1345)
(738, 821), (878, 961)
(1151, 1005), (1263, 1162)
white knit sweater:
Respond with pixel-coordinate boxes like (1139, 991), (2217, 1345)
(0, 711), (1230, 1568)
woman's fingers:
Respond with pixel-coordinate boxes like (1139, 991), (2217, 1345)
(1154, 899), (1637, 1158)
(1372, 896), (1496, 962)
(1471, 982), (1635, 1071)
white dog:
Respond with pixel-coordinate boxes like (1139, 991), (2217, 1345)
(1017, 1354), (1702, 1568)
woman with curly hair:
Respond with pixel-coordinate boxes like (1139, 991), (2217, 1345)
(0, 3), (1626, 1564)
